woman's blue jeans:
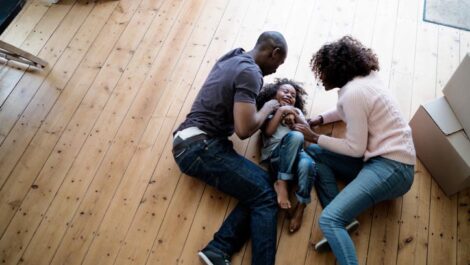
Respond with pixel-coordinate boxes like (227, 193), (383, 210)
(173, 137), (277, 265)
(305, 144), (414, 265)
(269, 131), (315, 204)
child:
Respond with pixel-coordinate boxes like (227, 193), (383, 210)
(256, 78), (316, 233)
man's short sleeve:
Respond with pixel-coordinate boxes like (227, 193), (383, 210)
(234, 67), (263, 104)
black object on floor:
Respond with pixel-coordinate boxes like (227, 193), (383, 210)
(0, 0), (27, 35)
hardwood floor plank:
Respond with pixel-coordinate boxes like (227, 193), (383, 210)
(0, 1), (468, 265)
(45, 0), (218, 264)
(162, 1), (251, 264)
(0, 0), (81, 133)
(302, 1), (352, 263)
(0, 1), (121, 265)
(78, 1), (231, 265)
(427, 180), (458, 265)
(12, 1), (162, 265)
(457, 188), (470, 265)
(366, 1), (419, 265)
(0, 0), (50, 85)
(0, 0), (94, 187)
(396, 2), (437, 262)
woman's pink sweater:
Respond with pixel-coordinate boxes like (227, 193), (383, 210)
(319, 72), (416, 165)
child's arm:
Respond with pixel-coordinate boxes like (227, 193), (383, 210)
(263, 106), (297, 136)
(294, 108), (308, 125)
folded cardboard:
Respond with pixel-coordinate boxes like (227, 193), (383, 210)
(443, 54), (470, 136)
(410, 54), (470, 196)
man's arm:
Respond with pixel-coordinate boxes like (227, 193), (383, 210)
(233, 100), (279, 139)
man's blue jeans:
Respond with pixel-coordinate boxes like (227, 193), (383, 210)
(305, 144), (414, 265)
(269, 131), (315, 204)
(173, 137), (277, 265)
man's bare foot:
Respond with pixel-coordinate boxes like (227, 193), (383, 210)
(289, 203), (306, 233)
(274, 180), (291, 209)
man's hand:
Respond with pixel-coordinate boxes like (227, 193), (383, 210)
(233, 100), (280, 139)
(293, 123), (320, 143)
(264, 99), (281, 113)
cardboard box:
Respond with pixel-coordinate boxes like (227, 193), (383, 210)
(410, 54), (470, 196)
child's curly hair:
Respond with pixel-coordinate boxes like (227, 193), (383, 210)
(256, 78), (307, 114)
(310, 36), (379, 89)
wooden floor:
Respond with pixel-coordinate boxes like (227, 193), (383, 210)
(0, 0), (469, 264)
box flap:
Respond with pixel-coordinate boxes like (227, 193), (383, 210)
(449, 131), (470, 166)
(443, 54), (470, 136)
(423, 97), (463, 135)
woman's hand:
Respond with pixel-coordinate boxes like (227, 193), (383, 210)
(293, 123), (320, 143)
(307, 115), (323, 128)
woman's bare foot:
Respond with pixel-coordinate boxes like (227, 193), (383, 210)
(289, 203), (306, 233)
(274, 180), (291, 209)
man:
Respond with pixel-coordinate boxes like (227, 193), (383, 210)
(172, 31), (287, 265)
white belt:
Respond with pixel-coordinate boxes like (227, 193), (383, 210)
(174, 127), (206, 140)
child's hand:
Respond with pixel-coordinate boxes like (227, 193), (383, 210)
(278, 105), (297, 115)
(282, 113), (296, 129)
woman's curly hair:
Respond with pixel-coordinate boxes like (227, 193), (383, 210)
(310, 36), (379, 89)
(256, 78), (307, 114)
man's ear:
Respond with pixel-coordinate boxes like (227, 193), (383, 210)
(271, 47), (282, 58)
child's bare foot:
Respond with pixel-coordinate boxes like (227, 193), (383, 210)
(289, 203), (306, 233)
(274, 180), (291, 209)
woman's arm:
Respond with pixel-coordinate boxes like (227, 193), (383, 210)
(317, 89), (368, 157)
(320, 109), (341, 124)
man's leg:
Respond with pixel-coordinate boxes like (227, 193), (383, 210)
(175, 138), (277, 265)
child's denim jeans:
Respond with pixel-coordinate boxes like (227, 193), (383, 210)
(269, 131), (316, 204)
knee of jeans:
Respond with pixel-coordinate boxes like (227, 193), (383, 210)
(319, 208), (347, 230)
(253, 187), (278, 209)
(285, 131), (304, 145)
(318, 211), (335, 230)
(305, 144), (322, 160)
(298, 158), (315, 176)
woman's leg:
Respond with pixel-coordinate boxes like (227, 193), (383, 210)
(318, 157), (414, 265)
(304, 144), (363, 208)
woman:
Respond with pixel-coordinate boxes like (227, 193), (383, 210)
(293, 36), (415, 265)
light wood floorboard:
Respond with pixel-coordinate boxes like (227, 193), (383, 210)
(0, 0), (469, 264)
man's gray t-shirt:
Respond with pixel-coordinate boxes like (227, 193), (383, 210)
(176, 48), (263, 137)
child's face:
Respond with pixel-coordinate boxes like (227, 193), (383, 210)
(275, 84), (296, 106)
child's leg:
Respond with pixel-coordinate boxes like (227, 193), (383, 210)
(294, 150), (315, 205)
(271, 131), (305, 209)
(275, 131), (305, 180)
(289, 150), (315, 232)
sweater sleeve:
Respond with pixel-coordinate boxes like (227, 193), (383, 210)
(318, 87), (368, 157)
(320, 109), (341, 124)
